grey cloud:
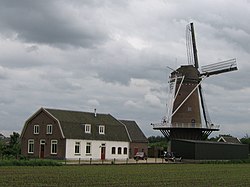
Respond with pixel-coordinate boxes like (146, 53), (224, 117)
(26, 45), (39, 53)
(0, 0), (250, 138)
(0, 0), (108, 48)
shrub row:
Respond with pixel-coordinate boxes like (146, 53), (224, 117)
(201, 159), (250, 164)
(0, 159), (62, 166)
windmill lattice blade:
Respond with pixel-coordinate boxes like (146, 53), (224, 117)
(201, 58), (237, 76)
(186, 24), (194, 66)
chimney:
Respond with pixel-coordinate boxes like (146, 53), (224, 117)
(94, 108), (97, 117)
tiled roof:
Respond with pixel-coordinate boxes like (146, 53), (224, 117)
(218, 136), (241, 144)
(119, 120), (148, 143)
(45, 108), (130, 142)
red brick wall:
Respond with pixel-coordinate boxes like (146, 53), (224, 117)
(21, 109), (66, 159)
(129, 142), (148, 158)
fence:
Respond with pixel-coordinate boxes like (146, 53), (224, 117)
(63, 157), (172, 165)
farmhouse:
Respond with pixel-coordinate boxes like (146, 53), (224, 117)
(21, 108), (148, 160)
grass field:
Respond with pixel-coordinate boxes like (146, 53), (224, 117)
(1, 164), (250, 186)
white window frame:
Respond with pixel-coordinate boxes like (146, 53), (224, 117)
(28, 139), (34, 154)
(51, 140), (58, 155)
(118, 147), (122, 154)
(123, 147), (128, 155)
(34, 125), (39, 134)
(47, 124), (53, 134)
(86, 142), (91, 155)
(99, 125), (105, 135)
(75, 142), (80, 155)
(85, 124), (91, 134)
(111, 147), (116, 154)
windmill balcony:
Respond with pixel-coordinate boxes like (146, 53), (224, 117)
(152, 122), (219, 130)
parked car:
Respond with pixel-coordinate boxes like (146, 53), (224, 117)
(134, 152), (147, 160)
(163, 151), (182, 162)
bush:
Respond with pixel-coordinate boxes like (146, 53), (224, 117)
(0, 159), (62, 166)
(201, 159), (250, 164)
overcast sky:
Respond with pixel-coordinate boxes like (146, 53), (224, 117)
(0, 0), (249, 138)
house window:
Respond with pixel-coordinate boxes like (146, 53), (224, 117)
(85, 124), (91, 134)
(99, 125), (105, 135)
(75, 142), (80, 154)
(34, 125), (39, 134)
(28, 139), (34, 154)
(123, 147), (128, 155)
(47, 124), (53, 134)
(51, 140), (57, 154)
(86, 142), (91, 154)
(118, 147), (122, 154)
(111, 147), (116, 154)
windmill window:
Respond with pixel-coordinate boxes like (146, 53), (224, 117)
(188, 107), (192, 112)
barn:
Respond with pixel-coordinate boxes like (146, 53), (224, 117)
(170, 139), (248, 160)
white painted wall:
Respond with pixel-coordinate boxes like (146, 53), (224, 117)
(65, 139), (129, 160)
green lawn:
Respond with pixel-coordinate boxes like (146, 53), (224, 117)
(0, 164), (250, 186)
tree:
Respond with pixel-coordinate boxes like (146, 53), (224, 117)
(1, 132), (21, 159)
(0, 141), (5, 159)
(148, 136), (167, 143)
(240, 134), (250, 152)
(148, 136), (168, 149)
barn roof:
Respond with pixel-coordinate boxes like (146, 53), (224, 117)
(119, 120), (148, 143)
(45, 108), (130, 142)
(218, 135), (241, 144)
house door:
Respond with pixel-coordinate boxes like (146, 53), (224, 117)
(40, 140), (45, 159)
(101, 145), (106, 160)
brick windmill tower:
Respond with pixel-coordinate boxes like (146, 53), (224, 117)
(152, 23), (237, 140)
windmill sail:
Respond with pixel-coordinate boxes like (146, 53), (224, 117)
(201, 58), (237, 76)
(186, 23), (199, 68)
(186, 24), (194, 66)
(198, 85), (213, 128)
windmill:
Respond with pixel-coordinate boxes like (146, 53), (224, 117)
(152, 23), (237, 140)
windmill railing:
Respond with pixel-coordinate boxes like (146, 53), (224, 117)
(152, 122), (219, 129)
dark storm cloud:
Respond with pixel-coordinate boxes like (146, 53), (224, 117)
(0, 0), (108, 48)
